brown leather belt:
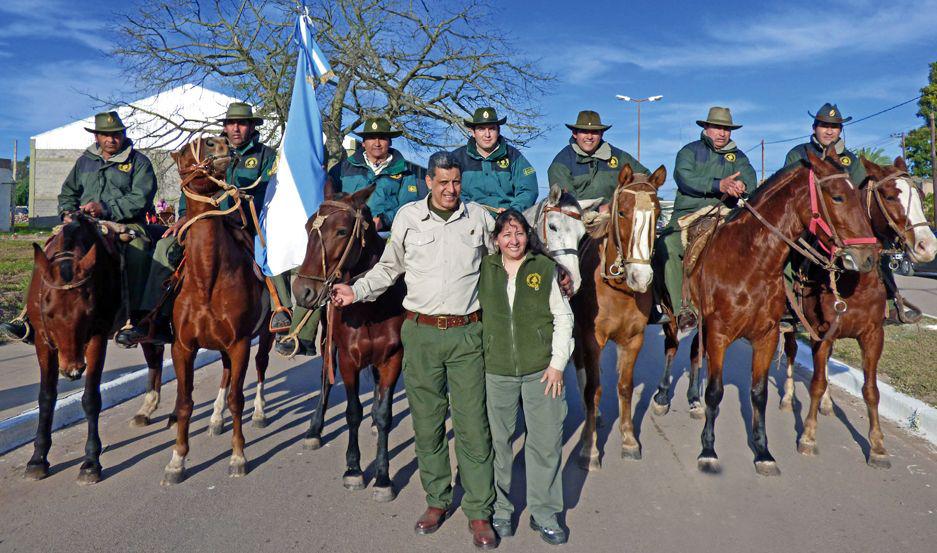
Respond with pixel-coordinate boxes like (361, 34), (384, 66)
(405, 310), (481, 330)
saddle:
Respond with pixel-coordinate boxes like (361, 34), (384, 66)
(679, 205), (731, 276)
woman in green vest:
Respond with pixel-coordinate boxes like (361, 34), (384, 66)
(478, 209), (573, 545)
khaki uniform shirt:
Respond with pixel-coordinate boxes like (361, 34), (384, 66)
(351, 197), (496, 315)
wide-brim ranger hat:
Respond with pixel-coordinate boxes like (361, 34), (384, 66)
(696, 106), (742, 130)
(565, 110), (611, 131)
(354, 117), (403, 138)
(216, 102), (264, 124)
(84, 111), (128, 133)
(808, 102), (852, 125)
(463, 107), (507, 127)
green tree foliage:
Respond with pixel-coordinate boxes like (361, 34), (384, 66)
(917, 61), (937, 120)
(904, 127), (932, 178)
(855, 146), (891, 165)
(13, 156), (29, 206)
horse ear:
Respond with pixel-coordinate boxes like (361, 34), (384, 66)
(33, 243), (50, 274)
(577, 198), (603, 212)
(860, 157), (880, 176)
(548, 184), (562, 204)
(323, 174), (336, 200)
(823, 143), (838, 161)
(648, 165), (667, 189)
(895, 156), (909, 172)
(617, 163), (634, 186)
(805, 150), (831, 175)
(349, 184), (375, 206)
(77, 243), (98, 274)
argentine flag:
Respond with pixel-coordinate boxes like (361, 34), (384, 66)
(255, 10), (334, 276)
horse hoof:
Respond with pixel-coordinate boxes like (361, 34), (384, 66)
(578, 455), (601, 471)
(779, 399), (793, 413)
(228, 461), (247, 478)
(161, 469), (184, 486)
(697, 457), (721, 474)
(688, 403), (705, 420)
(24, 462), (50, 481)
(130, 415), (150, 428)
(77, 467), (102, 485)
(370, 424), (378, 436)
(868, 453), (891, 469)
(819, 402), (833, 416)
(252, 416), (267, 429)
(621, 445), (642, 460)
(797, 440), (818, 456)
(650, 400), (670, 416)
(343, 474), (366, 490)
(209, 421), (224, 436)
(302, 437), (322, 450)
(372, 485), (396, 502)
(754, 460), (781, 477)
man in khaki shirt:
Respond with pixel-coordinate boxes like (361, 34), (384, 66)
(332, 151), (499, 549)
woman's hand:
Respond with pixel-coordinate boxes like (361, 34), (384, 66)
(540, 367), (564, 399)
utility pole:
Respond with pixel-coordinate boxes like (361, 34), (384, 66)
(891, 132), (906, 160)
(12, 140), (17, 181)
(930, 113), (936, 226)
(615, 94), (663, 163)
(760, 139), (765, 183)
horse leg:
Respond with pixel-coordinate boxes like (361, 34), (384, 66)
(371, 358), (400, 502)
(226, 339), (251, 477)
(77, 334), (107, 484)
(162, 343), (195, 485)
(577, 336), (604, 471)
(303, 358), (334, 450)
(697, 334), (725, 473)
(209, 363), (231, 436)
(651, 321), (679, 416)
(132, 343), (164, 427)
(819, 348), (834, 416)
(750, 334), (781, 476)
(779, 331), (798, 412)
(25, 340), (58, 480)
(252, 327), (274, 428)
(341, 367), (365, 490)
(618, 335), (644, 460)
(859, 329), (890, 468)
(687, 332), (705, 419)
(798, 339), (832, 457)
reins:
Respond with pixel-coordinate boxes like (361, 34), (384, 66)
(599, 180), (658, 280)
(863, 170), (929, 257)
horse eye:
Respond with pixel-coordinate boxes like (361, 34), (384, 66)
(336, 229), (349, 237)
(548, 223), (558, 232)
(884, 195), (899, 202)
(618, 211), (625, 217)
(831, 195), (845, 204)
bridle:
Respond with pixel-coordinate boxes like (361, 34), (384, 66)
(863, 170), (928, 256)
(538, 202), (584, 258)
(601, 179), (658, 280)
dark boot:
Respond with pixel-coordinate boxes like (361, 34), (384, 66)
(676, 307), (697, 340)
(274, 336), (317, 357)
(270, 309), (292, 334)
(115, 316), (172, 348)
(885, 298), (923, 325)
(648, 304), (671, 325)
(0, 318), (33, 344)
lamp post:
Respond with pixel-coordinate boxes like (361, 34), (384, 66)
(616, 94), (663, 163)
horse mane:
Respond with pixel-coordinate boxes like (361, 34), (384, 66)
(722, 162), (803, 224)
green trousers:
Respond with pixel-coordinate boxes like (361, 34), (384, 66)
(122, 223), (153, 313)
(401, 318), (495, 520)
(655, 228), (685, 311)
(486, 369), (566, 528)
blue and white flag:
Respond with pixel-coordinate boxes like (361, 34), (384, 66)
(255, 10), (333, 276)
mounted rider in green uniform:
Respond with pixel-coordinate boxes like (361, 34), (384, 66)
(1, 112), (157, 343)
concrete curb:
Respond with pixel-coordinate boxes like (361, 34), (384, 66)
(0, 347), (223, 455)
(792, 340), (937, 448)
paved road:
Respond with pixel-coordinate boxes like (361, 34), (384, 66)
(895, 274), (937, 318)
(1, 329), (936, 553)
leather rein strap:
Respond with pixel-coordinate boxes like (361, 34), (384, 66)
(600, 181), (658, 280)
(539, 203), (583, 257)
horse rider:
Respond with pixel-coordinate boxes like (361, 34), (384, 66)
(275, 117), (428, 357)
(784, 102), (921, 324)
(451, 107), (539, 212)
(655, 106), (757, 331)
(330, 151), (500, 549)
(116, 102), (288, 347)
(1, 111), (157, 343)
(547, 110), (648, 208)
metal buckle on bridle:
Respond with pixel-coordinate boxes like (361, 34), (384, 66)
(833, 299), (848, 314)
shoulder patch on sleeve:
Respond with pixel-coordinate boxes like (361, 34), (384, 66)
(523, 167), (536, 176)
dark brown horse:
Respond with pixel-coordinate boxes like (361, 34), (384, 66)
(161, 136), (275, 484)
(653, 151), (878, 476)
(291, 186), (405, 502)
(572, 164), (666, 469)
(23, 213), (165, 483)
(778, 157), (937, 468)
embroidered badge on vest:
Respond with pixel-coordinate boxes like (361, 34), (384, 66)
(840, 156), (852, 166)
(608, 156), (619, 168)
(117, 163), (132, 173)
(526, 273), (542, 291)
(244, 157), (258, 169)
(497, 158), (510, 169)
(724, 152), (736, 162)
(523, 167), (535, 176)
(407, 185), (417, 192)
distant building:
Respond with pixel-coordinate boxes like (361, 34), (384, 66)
(28, 84), (241, 225)
(0, 160), (13, 231)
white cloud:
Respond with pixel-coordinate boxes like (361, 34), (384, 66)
(0, 0), (110, 54)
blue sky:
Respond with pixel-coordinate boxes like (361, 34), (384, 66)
(0, 0), (934, 198)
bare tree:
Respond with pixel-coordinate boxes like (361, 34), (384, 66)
(115, 0), (553, 162)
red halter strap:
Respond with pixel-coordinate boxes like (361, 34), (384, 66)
(807, 170), (877, 256)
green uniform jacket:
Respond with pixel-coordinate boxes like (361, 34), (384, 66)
(783, 136), (866, 185)
(58, 140), (157, 223)
(547, 139), (648, 204)
(329, 148), (425, 227)
(451, 138), (538, 211)
(178, 132), (276, 233)
(669, 133), (757, 226)
(478, 252), (555, 377)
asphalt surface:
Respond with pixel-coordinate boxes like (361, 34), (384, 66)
(895, 274), (937, 318)
(1, 329), (936, 553)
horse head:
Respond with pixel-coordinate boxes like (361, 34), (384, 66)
(32, 215), (114, 380)
(802, 149), (878, 273)
(292, 185), (376, 309)
(861, 156), (937, 264)
(608, 163), (666, 293)
(171, 136), (234, 198)
(524, 184), (601, 295)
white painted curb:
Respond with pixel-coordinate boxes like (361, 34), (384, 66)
(0, 347), (223, 455)
(792, 340), (937, 447)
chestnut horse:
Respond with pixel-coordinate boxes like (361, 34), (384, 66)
(161, 136), (275, 485)
(653, 151), (878, 476)
(291, 186), (405, 502)
(572, 164), (666, 469)
(23, 213), (165, 483)
(778, 157), (937, 468)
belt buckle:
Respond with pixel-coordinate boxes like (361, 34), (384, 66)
(436, 316), (448, 330)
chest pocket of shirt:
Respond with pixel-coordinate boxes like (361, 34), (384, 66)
(106, 167), (132, 194)
(453, 229), (486, 274)
(403, 230), (437, 272)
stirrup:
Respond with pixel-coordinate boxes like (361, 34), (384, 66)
(1, 316), (33, 344)
(269, 307), (293, 334)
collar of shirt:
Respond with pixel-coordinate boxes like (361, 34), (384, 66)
(571, 139), (612, 161)
(364, 153), (394, 175)
(417, 194), (468, 223)
(810, 135), (846, 155)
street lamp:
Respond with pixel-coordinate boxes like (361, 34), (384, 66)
(616, 94), (663, 162)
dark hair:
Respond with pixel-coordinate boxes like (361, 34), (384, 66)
(492, 208), (546, 256)
(427, 151), (461, 178)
